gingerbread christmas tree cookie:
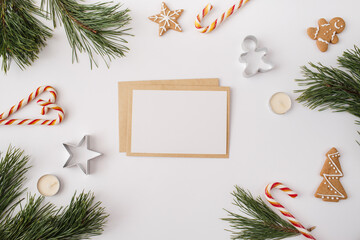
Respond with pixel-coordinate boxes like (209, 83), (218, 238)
(148, 2), (183, 36)
(307, 17), (345, 52)
(315, 147), (347, 202)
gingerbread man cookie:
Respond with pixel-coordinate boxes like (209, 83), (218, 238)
(307, 17), (345, 52)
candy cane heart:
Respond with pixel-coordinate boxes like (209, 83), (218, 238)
(0, 86), (65, 126)
(265, 182), (316, 240)
(195, 0), (251, 33)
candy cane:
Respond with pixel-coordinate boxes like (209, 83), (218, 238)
(195, 0), (251, 33)
(265, 182), (316, 240)
(0, 86), (65, 126)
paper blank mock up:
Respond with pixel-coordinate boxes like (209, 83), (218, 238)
(118, 78), (219, 152)
(127, 86), (229, 158)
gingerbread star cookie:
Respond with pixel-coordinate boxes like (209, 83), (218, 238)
(307, 17), (345, 52)
(148, 2), (183, 36)
(315, 147), (347, 202)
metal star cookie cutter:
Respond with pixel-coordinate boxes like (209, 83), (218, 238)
(239, 35), (274, 78)
(63, 135), (102, 175)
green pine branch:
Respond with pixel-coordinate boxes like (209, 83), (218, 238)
(0, 0), (52, 73)
(222, 186), (314, 240)
(295, 46), (360, 124)
(1, 0), (132, 73)
(0, 146), (109, 240)
(41, 0), (132, 67)
(0, 147), (30, 218)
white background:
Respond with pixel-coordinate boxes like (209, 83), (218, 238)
(1, 0), (360, 239)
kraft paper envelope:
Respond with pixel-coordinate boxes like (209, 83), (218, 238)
(126, 85), (230, 158)
(118, 78), (219, 152)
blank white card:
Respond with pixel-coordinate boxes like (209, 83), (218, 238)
(129, 89), (228, 156)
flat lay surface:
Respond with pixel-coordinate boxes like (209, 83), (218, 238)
(1, 0), (360, 239)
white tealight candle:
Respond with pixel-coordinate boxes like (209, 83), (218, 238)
(269, 92), (292, 114)
(37, 174), (60, 197)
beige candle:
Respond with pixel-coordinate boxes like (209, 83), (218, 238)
(269, 92), (292, 114)
(37, 174), (60, 197)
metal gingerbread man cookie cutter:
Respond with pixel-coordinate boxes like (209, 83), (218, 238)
(239, 35), (274, 78)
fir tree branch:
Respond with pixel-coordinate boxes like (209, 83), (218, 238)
(222, 186), (311, 240)
(0, 193), (108, 239)
(0, 0), (52, 73)
(0, 194), (57, 239)
(0, 146), (109, 239)
(295, 46), (360, 124)
(0, 146), (30, 218)
(45, 191), (109, 239)
(41, 0), (132, 67)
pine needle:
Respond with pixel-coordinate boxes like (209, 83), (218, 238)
(41, 0), (132, 68)
(1, 0), (132, 72)
(0, 146), (30, 218)
(0, 0), (52, 73)
(295, 46), (360, 123)
(222, 186), (302, 240)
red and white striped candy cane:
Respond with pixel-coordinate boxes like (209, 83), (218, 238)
(195, 0), (251, 33)
(0, 86), (65, 126)
(265, 182), (316, 240)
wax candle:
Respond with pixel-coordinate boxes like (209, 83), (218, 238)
(37, 174), (60, 197)
(269, 92), (292, 114)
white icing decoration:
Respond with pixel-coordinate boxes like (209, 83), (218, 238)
(331, 31), (336, 41)
(334, 20), (340, 29)
(321, 23), (330, 27)
(150, 15), (159, 21)
(314, 27), (319, 39)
